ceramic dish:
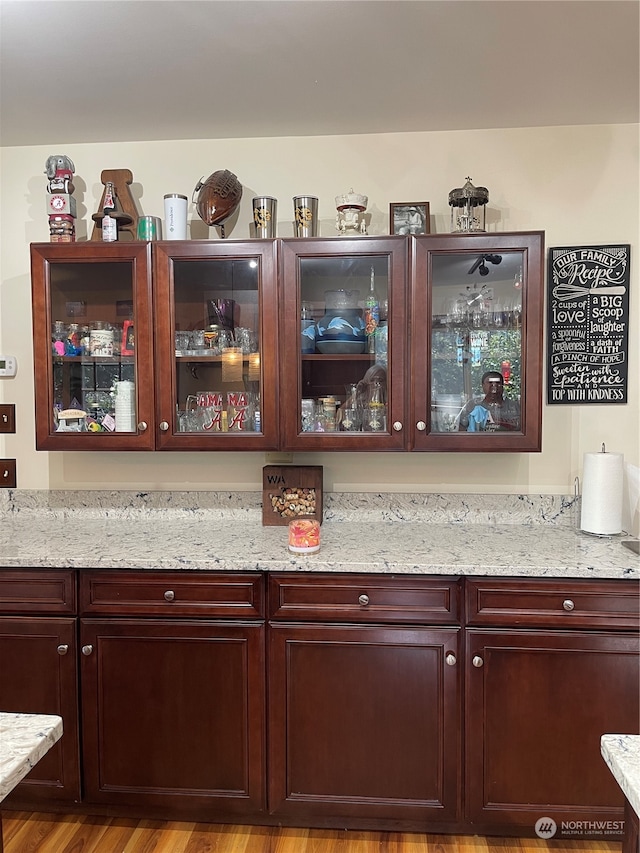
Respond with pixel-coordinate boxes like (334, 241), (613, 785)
(315, 341), (366, 355)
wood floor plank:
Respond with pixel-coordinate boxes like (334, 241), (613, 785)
(0, 813), (624, 853)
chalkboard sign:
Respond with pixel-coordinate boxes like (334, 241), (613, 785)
(547, 244), (630, 404)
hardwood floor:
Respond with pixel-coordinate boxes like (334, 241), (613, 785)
(1, 812), (622, 853)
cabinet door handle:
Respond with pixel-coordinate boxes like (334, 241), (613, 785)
(416, 421), (427, 431)
(82, 644), (94, 656)
(57, 644), (69, 656)
(472, 655), (484, 668)
(446, 653), (457, 666)
(392, 421), (403, 432)
(563, 599), (575, 611)
(137, 421), (148, 432)
(159, 421), (170, 431)
(358, 593), (369, 606)
(164, 590), (175, 601)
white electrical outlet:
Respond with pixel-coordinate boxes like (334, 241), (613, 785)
(0, 356), (17, 378)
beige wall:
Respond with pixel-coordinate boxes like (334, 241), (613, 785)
(1, 124), (638, 528)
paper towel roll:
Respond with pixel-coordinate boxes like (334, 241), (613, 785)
(580, 450), (624, 535)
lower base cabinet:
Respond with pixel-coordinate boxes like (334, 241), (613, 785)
(268, 623), (460, 827)
(0, 570), (81, 806)
(1, 568), (638, 837)
(80, 619), (266, 817)
(77, 570), (266, 819)
(465, 629), (640, 833)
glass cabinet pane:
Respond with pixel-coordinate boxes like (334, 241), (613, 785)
(411, 232), (543, 452)
(430, 251), (524, 434)
(298, 254), (389, 435)
(48, 262), (138, 434)
(171, 258), (262, 435)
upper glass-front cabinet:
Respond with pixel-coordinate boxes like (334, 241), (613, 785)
(411, 232), (544, 451)
(279, 237), (408, 450)
(153, 240), (278, 449)
(31, 242), (154, 450)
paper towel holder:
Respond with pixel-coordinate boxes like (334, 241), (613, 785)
(579, 443), (624, 538)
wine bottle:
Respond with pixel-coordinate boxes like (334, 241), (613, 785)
(364, 265), (379, 353)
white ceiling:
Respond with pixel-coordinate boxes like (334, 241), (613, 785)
(1, 0), (638, 148)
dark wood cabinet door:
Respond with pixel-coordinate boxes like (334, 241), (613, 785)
(465, 629), (640, 833)
(278, 237), (409, 451)
(80, 618), (265, 817)
(30, 242), (154, 450)
(152, 239), (279, 449)
(0, 617), (80, 804)
(268, 623), (461, 827)
(411, 232), (544, 452)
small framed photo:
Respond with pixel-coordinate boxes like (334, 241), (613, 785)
(121, 320), (135, 355)
(390, 202), (430, 236)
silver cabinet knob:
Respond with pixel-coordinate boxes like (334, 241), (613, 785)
(358, 594), (369, 606)
(57, 644), (69, 656)
(137, 421), (148, 432)
(446, 653), (457, 666)
(159, 421), (170, 431)
(416, 421), (427, 431)
(81, 644), (93, 656)
(563, 599), (575, 611)
(392, 421), (403, 432)
(472, 655), (484, 668)
(164, 590), (175, 601)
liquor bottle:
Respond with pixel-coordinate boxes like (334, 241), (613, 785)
(102, 181), (118, 242)
(364, 265), (379, 353)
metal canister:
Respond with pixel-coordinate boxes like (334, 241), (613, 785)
(136, 216), (161, 240)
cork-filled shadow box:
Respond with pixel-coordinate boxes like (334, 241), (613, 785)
(262, 465), (323, 526)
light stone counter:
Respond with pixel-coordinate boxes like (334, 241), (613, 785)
(0, 713), (62, 802)
(601, 735), (640, 818)
(0, 490), (637, 579)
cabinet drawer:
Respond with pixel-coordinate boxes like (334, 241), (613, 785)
(0, 569), (76, 614)
(466, 578), (639, 630)
(80, 571), (264, 618)
(269, 573), (460, 624)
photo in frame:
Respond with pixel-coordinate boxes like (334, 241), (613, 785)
(390, 202), (430, 236)
(121, 320), (135, 355)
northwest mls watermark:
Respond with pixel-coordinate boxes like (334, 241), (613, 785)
(535, 817), (624, 839)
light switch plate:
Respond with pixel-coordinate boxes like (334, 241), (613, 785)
(0, 404), (16, 433)
(0, 459), (16, 488)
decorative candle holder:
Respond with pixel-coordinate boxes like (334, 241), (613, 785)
(288, 518), (321, 553)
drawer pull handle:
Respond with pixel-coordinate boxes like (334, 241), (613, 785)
(164, 590), (176, 601)
(472, 655), (484, 668)
(563, 599), (575, 611)
(82, 644), (93, 656)
(446, 653), (457, 666)
(358, 594), (369, 606)
(57, 644), (69, 656)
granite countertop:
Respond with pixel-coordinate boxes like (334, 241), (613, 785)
(601, 735), (640, 818)
(0, 491), (637, 579)
(0, 712), (63, 803)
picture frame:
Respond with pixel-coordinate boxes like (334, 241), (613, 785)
(390, 202), (430, 236)
(121, 320), (135, 355)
